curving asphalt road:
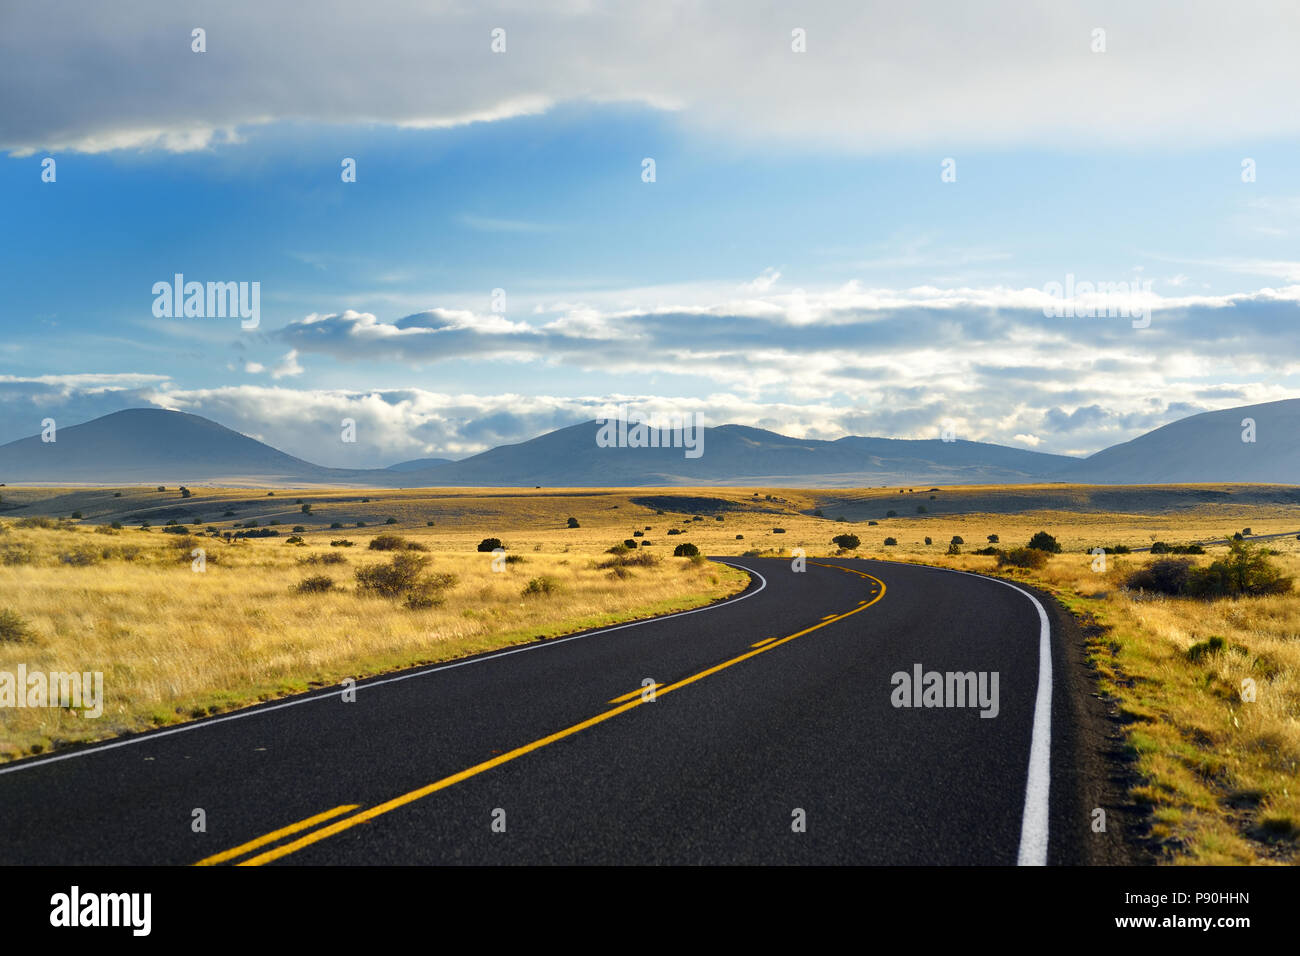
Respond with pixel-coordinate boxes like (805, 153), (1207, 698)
(0, 556), (1110, 865)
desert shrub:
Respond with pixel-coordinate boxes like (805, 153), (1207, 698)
(673, 542), (700, 557)
(606, 544), (630, 556)
(972, 546), (999, 556)
(987, 534), (999, 544)
(522, 576), (560, 597)
(624, 539), (638, 549)
(1242, 528), (1252, 536)
(301, 504), (312, 514)
(330, 539), (354, 547)
(156, 486), (166, 492)
(831, 534), (861, 550)
(0, 609), (32, 643)
(356, 553), (430, 597)
(179, 487), (192, 499)
(300, 552), (347, 565)
(402, 573), (457, 610)
(59, 548), (102, 566)
(1187, 635), (1227, 663)
(998, 547), (1048, 569)
(17, 516), (60, 530)
(632, 530), (643, 537)
(330, 522), (344, 529)
(772, 528), (786, 534)
(667, 528), (681, 536)
(1150, 541), (1172, 554)
(735, 534), (744, 540)
(477, 537), (503, 552)
(946, 540), (961, 555)
(356, 553), (455, 605)
(1183, 544), (1206, 555)
(598, 550), (659, 570)
(886, 510), (897, 517)
(1027, 531), (1060, 553)
(883, 537), (897, 546)
(868, 520), (878, 526)
(715, 515), (724, 522)
(1184, 541), (1292, 598)
(161, 525), (189, 534)
(924, 536), (932, 545)
(294, 575), (335, 594)
(95, 524), (120, 535)
(607, 565), (633, 580)
(285, 535), (305, 545)
(70, 510), (83, 519)
(1126, 558), (1193, 595)
(950, 536), (964, 545)
(369, 534), (407, 551)
(356, 522), (366, 528)
(291, 525), (305, 533)
(385, 517), (398, 525)
(566, 517), (580, 528)
(269, 520), (282, 526)
(505, 554), (525, 564)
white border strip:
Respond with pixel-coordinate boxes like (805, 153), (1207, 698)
(0, 561), (766, 777)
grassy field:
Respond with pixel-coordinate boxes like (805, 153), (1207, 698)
(2, 481), (1298, 864)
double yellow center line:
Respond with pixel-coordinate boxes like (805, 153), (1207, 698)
(195, 561), (885, 866)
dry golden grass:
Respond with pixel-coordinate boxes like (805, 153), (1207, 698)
(0, 515), (745, 762)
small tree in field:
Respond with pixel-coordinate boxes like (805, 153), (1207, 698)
(1027, 531), (1061, 553)
(831, 534), (860, 550)
(567, 517), (580, 528)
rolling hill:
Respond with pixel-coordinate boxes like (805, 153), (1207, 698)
(0, 400), (1296, 487)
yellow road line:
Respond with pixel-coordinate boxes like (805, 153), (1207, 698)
(204, 564), (886, 866)
(750, 637), (777, 648)
(193, 804), (360, 866)
(608, 683), (661, 704)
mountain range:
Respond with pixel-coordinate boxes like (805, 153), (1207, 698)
(0, 400), (1294, 487)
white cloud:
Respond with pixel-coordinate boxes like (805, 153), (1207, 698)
(6, 2), (1300, 155)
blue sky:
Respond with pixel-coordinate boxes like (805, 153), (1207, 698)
(3, 1), (1299, 465)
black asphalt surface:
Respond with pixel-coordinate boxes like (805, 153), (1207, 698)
(0, 557), (1091, 865)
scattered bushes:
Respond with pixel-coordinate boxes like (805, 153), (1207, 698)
(598, 550), (659, 569)
(300, 552), (347, 565)
(1150, 541), (1205, 555)
(1125, 541), (1292, 599)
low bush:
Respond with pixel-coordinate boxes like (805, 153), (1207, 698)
(477, 537), (503, 552)
(673, 543), (700, 558)
(522, 576), (560, 597)
(1027, 531), (1061, 553)
(997, 547), (1048, 569)
(0, 608), (32, 643)
(831, 533), (861, 550)
(294, 575), (336, 594)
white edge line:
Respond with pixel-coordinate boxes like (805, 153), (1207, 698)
(0, 560), (767, 777)
(848, 557), (1052, 867)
